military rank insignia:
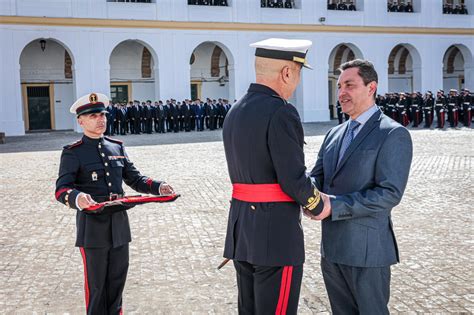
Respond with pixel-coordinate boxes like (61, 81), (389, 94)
(89, 93), (98, 104)
(92, 171), (98, 181)
(305, 188), (321, 212)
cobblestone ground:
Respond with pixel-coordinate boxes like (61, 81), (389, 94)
(0, 122), (472, 314)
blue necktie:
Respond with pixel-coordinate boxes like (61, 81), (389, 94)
(337, 120), (361, 166)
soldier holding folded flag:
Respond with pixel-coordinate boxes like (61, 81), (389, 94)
(55, 93), (174, 314)
(222, 38), (328, 314)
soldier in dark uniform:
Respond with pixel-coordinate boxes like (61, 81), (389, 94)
(435, 90), (447, 128)
(405, 1), (413, 12)
(410, 92), (421, 127)
(447, 89), (459, 127)
(461, 89), (472, 127)
(423, 91), (434, 128)
(328, 0), (337, 10)
(397, 93), (410, 126)
(385, 93), (397, 120)
(223, 38), (327, 314)
(376, 94), (386, 113)
(55, 93), (174, 314)
(336, 100), (345, 124)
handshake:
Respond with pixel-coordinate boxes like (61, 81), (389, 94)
(303, 192), (332, 221)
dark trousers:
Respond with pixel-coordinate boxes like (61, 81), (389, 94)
(321, 257), (391, 315)
(233, 260), (303, 315)
(79, 244), (129, 315)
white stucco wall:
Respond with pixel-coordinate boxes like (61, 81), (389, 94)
(0, 0), (472, 135)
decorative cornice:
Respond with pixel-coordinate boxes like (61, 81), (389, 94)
(0, 16), (472, 36)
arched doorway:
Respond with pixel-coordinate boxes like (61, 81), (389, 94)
(109, 40), (158, 104)
(19, 38), (75, 131)
(387, 44), (421, 93)
(328, 43), (363, 119)
(189, 41), (234, 101)
(443, 45), (469, 91)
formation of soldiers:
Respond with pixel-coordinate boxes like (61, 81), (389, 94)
(443, 2), (469, 14)
(327, 1), (356, 11)
(187, 0), (228, 6)
(336, 88), (473, 129)
(387, 1), (413, 12)
(261, 0), (294, 8)
(104, 98), (233, 136)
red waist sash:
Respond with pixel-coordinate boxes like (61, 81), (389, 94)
(232, 183), (294, 202)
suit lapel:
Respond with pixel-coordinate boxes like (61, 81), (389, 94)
(331, 109), (383, 179)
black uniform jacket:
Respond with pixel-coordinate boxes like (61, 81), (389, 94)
(223, 83), (321, 267)
(55, 135), (162, 248)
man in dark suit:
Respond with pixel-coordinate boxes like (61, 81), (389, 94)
(55, 93), (174, 314)
(144, 100), (153, 134)
(195, 99), (205, 131)
(223, 38), (327, 314)
(308, 59), (413, 315)
(117, 104), (127, 135)
(155, 101), (165, 133)
(105, 101), (116, 136)
(182, 99), (192, 132)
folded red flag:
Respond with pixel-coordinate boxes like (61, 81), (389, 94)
(84, 194), (180, 215)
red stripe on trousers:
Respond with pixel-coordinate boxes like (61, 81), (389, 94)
(276, 266), (293, 315)
(282, 266), (293, 314)
(79, 248), (90, 312)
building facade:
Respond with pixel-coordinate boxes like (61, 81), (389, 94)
(0, 0), (472, 135)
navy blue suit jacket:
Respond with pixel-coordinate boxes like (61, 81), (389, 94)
(310, 109), (413, 267)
